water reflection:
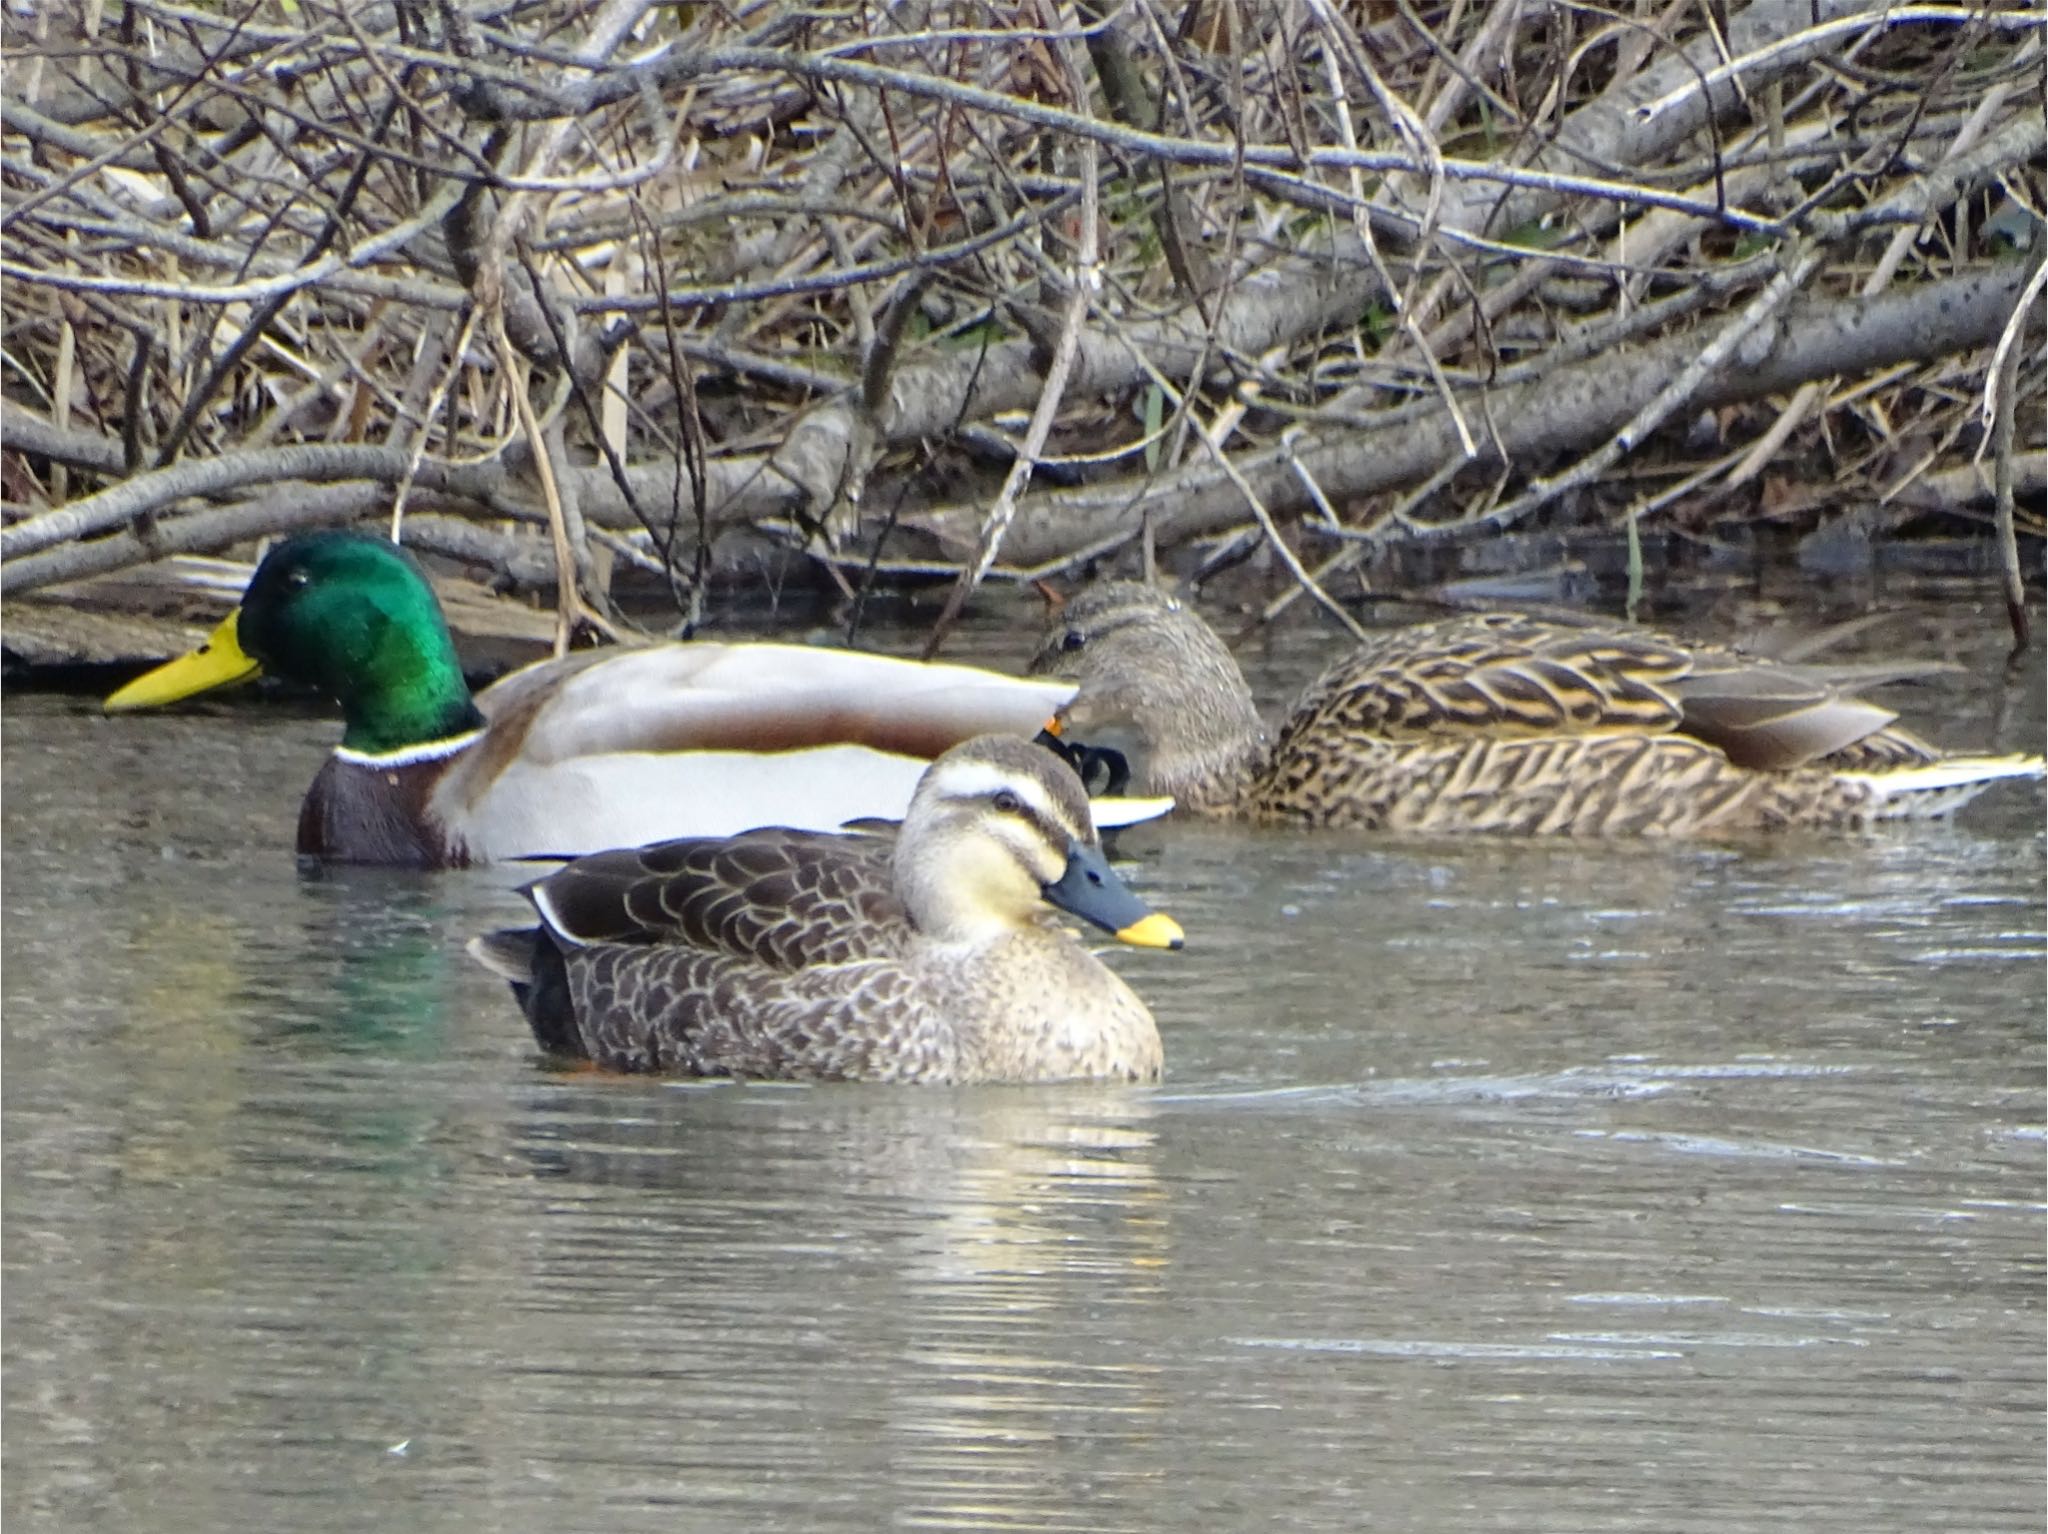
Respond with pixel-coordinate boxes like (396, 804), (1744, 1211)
(502, 1083), (1173, 1530)
(3, 594), (2042, 1532)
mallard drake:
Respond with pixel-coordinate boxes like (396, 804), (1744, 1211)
(102, 531), (1167, 866)
(1031, 582), (2044, 835)
(469, 734), (1183, 1083)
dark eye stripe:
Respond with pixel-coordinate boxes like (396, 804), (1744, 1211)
(986, 787), (1072, 853)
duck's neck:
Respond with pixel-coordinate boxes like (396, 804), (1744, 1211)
(1152, 689), (1268, 805)
(1173, 738), (1268, 813)
(330, 631), (485, 758)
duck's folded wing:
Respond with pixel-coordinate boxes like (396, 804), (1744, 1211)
(443, 643), (1097, 850)
(486, 643), (1076, 763)
(1289, 614), (1692, 743)
(527, 828), (909, 971)
(1297, 613), (1903, 771)
(1666, 656), (1903, 770)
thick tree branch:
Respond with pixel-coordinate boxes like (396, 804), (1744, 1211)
(905, 261), (2038, 567)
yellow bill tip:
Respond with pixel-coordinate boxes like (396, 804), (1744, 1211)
(1115, 911), (1184, 951)
(104, 611), (261, 713)
(1041, 715), (1065, 737)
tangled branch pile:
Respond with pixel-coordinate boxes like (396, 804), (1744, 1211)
(2, 0), (2041, 634)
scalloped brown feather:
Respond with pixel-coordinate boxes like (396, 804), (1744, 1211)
(1035, 588), (2039, 836)
(530, 829), (907, 969)
(1282, 613), (1907, 770)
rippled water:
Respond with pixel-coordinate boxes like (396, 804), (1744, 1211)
(4, 592), (2043, 1532)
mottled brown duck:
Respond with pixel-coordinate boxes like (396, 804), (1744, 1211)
(470, 735), (1184, 1084)
(1031, 582), (2042, 836)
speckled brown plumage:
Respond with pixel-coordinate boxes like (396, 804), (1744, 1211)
(473, 736), (1174, 1084)
(1033, 585), (2041, 836)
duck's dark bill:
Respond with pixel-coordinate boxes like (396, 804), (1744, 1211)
(105, 611), (261, 711)
(1042, 838), (1185, 950)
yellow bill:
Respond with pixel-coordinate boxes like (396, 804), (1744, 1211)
(1115, 911), (1186, 950)
(104, 611), (261, 712)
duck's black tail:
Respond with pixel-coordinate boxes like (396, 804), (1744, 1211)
(466, 927), (587, 1060)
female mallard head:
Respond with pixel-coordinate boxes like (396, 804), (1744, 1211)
(1030, 582), (1268, 799)
(107, 531), (483, 756)
(893, 735), (1183, 950)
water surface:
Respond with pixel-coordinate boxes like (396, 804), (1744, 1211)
(4, 592), (2043, 1532)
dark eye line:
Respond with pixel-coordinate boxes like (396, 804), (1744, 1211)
(984, 789), (1068, 850)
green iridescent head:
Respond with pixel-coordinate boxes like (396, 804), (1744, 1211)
(107, 531), (485, 755)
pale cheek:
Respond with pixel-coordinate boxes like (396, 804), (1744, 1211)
(944, 834), (1047, 923)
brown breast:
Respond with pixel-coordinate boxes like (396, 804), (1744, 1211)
(298, 754), (466, 867)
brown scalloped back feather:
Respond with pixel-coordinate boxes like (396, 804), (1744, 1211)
(1037, 592), (2040, 836)
(531, 829), (907, 969)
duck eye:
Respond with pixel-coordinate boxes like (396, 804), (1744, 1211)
(1060, 629), (1086, 652)
(285, 569), (311, 590)
(992, 790), (1022, 815)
